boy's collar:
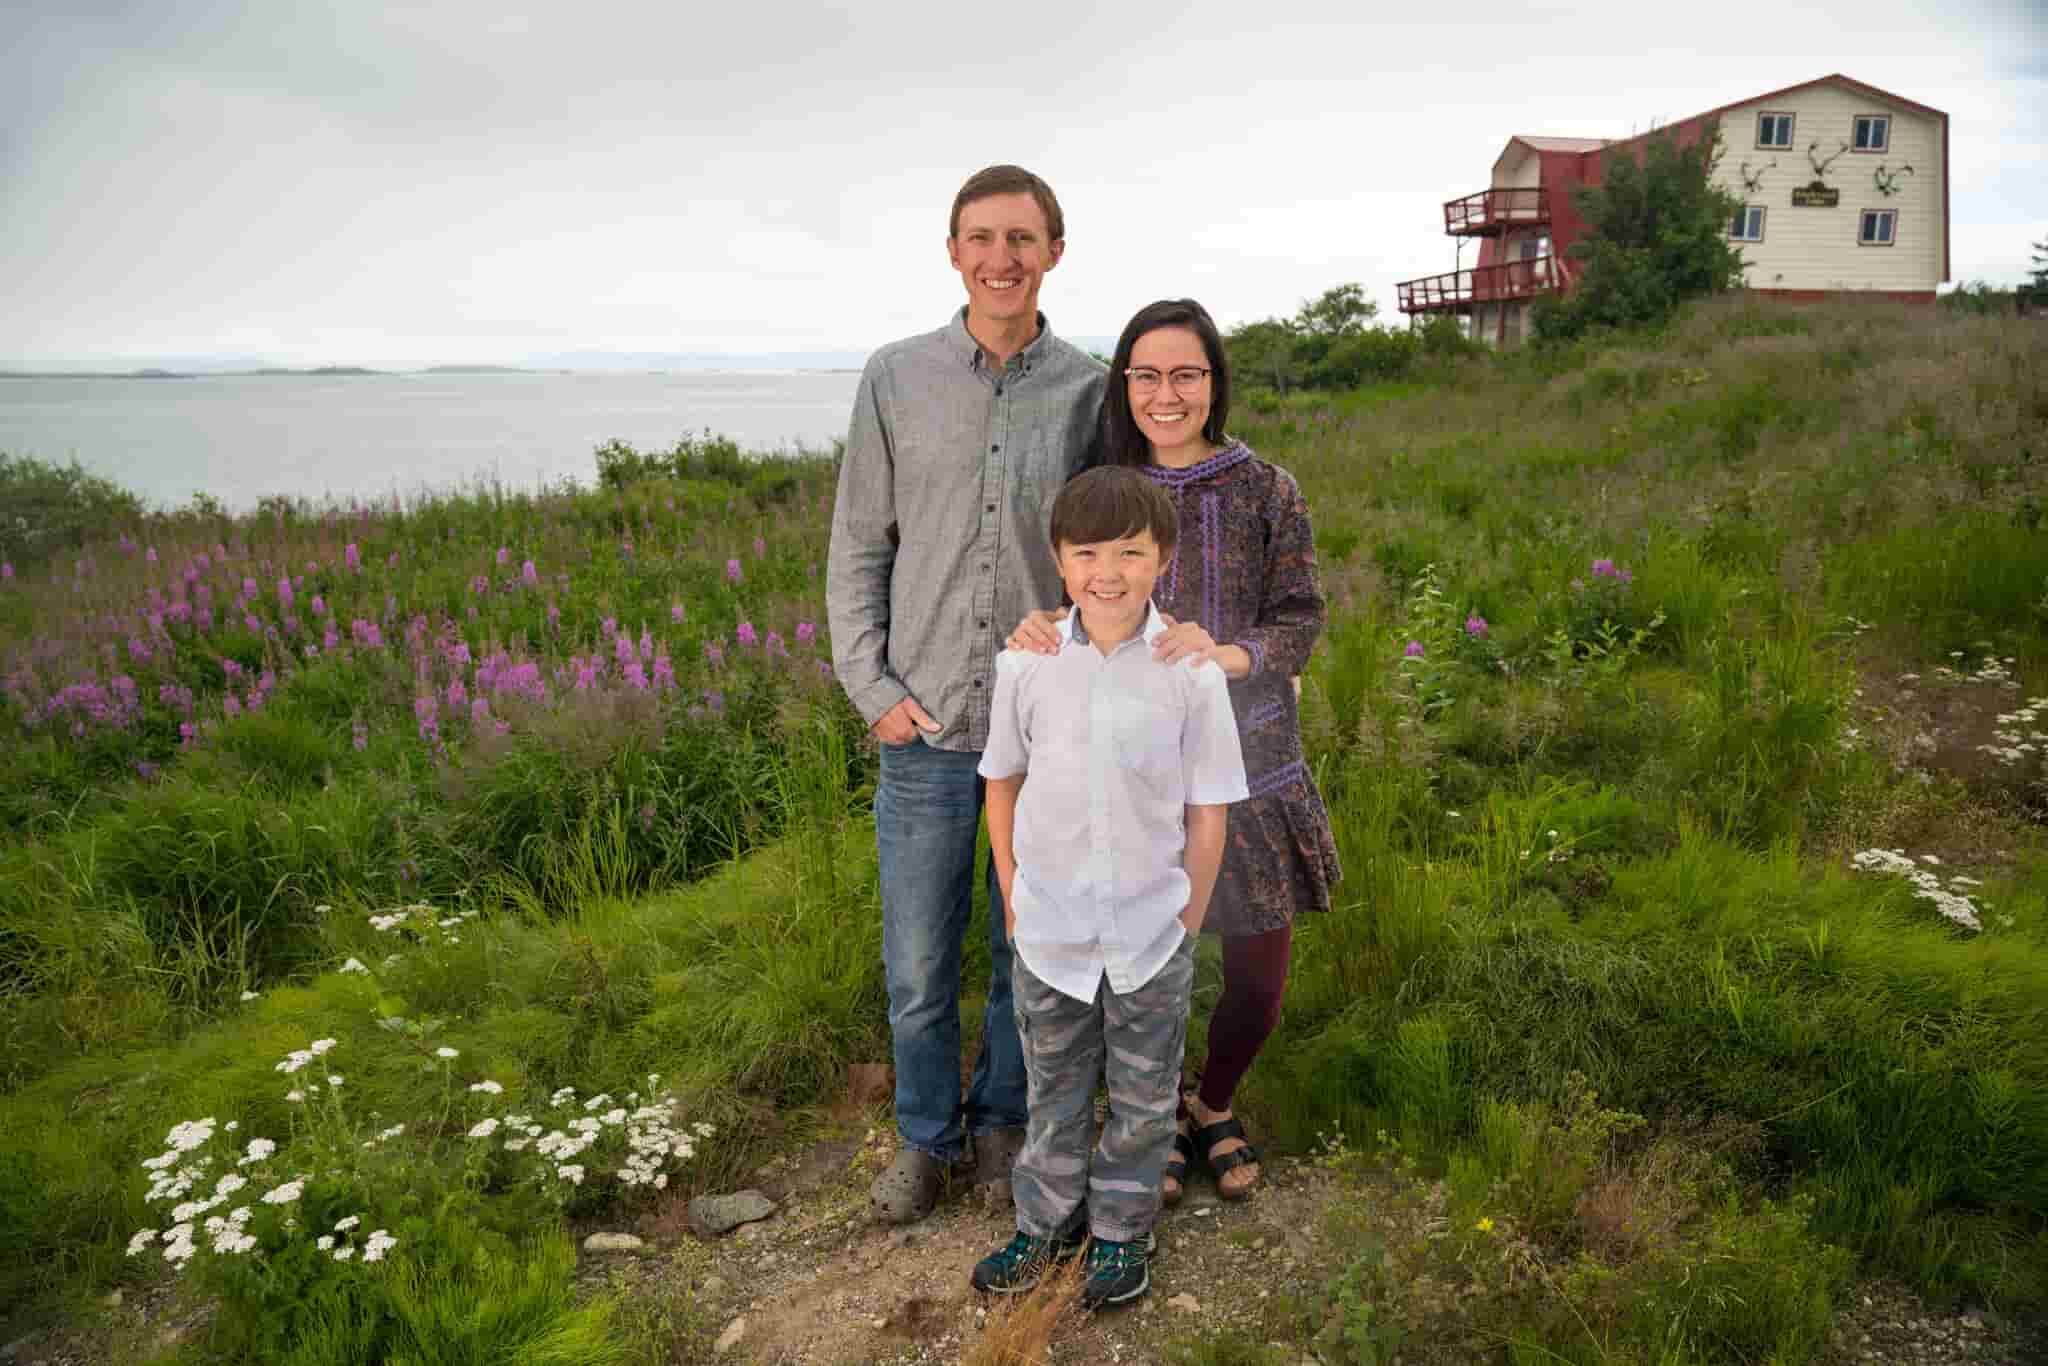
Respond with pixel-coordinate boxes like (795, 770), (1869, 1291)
(1063, 601), (1166, 650)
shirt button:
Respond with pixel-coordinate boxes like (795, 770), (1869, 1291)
(978, 620), (988, 629)
(972, 678), (984, 689)
(985, 503), (995, 512)
(990, 443), (1000, 453)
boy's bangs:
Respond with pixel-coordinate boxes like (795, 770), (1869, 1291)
(1050, 468), (1177, 553)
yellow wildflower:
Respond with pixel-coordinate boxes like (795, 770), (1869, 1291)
(1474, 1216), (1496, 1234)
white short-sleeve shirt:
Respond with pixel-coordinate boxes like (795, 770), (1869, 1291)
(977, 604), (1250, 1003)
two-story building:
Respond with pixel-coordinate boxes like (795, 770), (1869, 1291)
(1396, 74), (1951, 345)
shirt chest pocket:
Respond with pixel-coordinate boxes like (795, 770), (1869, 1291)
(1112, 689), (1180, 791)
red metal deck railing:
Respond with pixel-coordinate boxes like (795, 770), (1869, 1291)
(1443, 186), (1548, 235)
(1396, 254), (1564, 314)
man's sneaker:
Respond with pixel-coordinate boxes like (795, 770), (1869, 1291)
(870, 1148), (953, 1225)
(970, 1227), (1086, 1295)
(1079, 1234), (1152, 1308)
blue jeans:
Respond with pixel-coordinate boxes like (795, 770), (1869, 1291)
(875, 740), (1027, 1159)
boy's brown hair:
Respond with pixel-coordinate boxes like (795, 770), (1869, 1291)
(1049, 466), (1177, 557)
(949, 165), (1066, 243)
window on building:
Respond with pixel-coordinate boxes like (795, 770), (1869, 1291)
(1859, 209), (1897, 246)
(1729, 206), (1765, 242)
(1853, 115), (1890, 152)
(1757, 112), (1795, 148)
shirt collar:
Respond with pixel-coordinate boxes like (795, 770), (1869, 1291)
(946, 307), (1056, 373)
(1062, 600), (1166, 651)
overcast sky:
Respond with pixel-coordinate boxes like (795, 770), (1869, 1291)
(4, 0), (2043, 369)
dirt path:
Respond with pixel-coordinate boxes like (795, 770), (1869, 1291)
(9, 1118), (2039, 1365)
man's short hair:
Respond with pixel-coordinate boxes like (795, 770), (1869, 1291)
(949, 165), (1066, 243)
(1049, 467), (1177, 557)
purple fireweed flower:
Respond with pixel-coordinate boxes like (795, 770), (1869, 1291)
(466, 605), (478, 622)
(414, 694), (439, 741)
(387, 551), (400, 570)
(624, 659), (649, 691)
(224, 694), (242, 719)
(128, 637), (152, 663)
(1465, 615), (1489, 638)
(146, 547), (158, 563)
(311, 594), (325, 617)
(135, 759), (158, 781)
(352, 720), (368, 751)
(0, 563), (11, 582)
(180, 721), (198, 749)
(242, 577), (258, 599)
(521, 559), (539, 588)
(293, 573), (305, 590)
(447, 677), (467, 711)
(670, 602), (686, 625)
(614, 634), (635, 669)
(244, 614), (262, 634)
(725, 558), (742, 585)
(324, 624), (340, 651)
(705, 689), (725, 717)
(1404, 640), (1425, 659)
(223, 659), (243, 680)
(304, 643), (319, 659)
(704, 641), (724, 667)
(639, 627), (654, 660)
(600, 617), (617, 641)
(496, 546), (509, 566)
(652, 652), (676, 691)
(469, 574), (489, 597)
(765, 630), (787, 658)
(351, 619), (383, 648)
(736, 622), (759, 649)
(545, 603), (560, 633)
(795, 621), (816, 647)
(470, 696), (492, 727)
(752, 535), (766, 559)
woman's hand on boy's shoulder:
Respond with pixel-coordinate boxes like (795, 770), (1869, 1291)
(1152, 620), (1217, 669)
(1006, 608), (1067, 655)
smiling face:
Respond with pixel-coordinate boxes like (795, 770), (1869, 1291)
(1056, 527), (1165, 650)
(1126, 326), (1215, 464)
(947, 192), (1063, 331)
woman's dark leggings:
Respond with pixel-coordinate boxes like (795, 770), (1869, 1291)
(1194, 923), (1294, 1114)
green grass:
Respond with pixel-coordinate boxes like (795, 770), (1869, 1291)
(4, 295), (2047, 1360)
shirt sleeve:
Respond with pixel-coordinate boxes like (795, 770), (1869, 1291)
(1181, 659), (1249, 805)
(825, 353), (912, 727)
(1231, 466), (1326, 680)
(977, 650), (1032, 780)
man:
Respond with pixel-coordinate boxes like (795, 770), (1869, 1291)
(827, 165), (1107, 1223)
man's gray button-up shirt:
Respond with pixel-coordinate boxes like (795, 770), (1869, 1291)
(827, 310), (1107, 751)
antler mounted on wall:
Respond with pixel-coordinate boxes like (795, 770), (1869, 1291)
(1873, 163), (1915, 197)
(1739, 159), (1776, 194)
(1806, 140), (1849, 182)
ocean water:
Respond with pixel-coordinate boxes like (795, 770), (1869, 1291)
(0, 369), (862, 513)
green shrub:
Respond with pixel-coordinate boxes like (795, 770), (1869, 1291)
(0, 454), (147, 571)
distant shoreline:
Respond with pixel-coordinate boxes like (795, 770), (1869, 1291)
(0, 365), (868, 380)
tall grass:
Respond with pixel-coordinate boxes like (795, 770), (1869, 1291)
(4, 297), (2047, 1358)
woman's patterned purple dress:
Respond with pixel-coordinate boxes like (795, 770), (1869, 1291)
(1143, 441), (1341, 936)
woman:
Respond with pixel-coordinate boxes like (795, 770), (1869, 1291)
(1008, 298), (1339, 1202)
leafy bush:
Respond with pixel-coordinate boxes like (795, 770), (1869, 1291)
(1534, 121), (1744, 342)
(0, 454), (147, 572)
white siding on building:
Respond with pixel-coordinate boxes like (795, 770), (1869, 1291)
(1711, 84), (1945, 292)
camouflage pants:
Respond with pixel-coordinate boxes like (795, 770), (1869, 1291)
(1010, 938), (1195, 1244)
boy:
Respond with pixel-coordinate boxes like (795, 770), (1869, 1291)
(969, 466), (1248, 1308)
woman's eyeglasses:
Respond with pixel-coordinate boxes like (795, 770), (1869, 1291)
(1123, 366), (1211, 394)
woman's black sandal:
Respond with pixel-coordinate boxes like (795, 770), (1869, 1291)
(1161, 1128), (1196, 1207)
(1192, 1116), (1261, 1201)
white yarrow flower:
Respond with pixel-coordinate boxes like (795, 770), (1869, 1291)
(339, 957), (369, 974)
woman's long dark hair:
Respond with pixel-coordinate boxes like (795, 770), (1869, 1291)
(1099, 298), (1232, 469)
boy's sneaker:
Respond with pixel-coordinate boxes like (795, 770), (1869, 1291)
(1079, 1233), (1153, 1308)
(970, 1226), (1086, 1295)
